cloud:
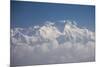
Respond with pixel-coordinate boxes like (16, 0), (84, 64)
(10, 20), (95, 66)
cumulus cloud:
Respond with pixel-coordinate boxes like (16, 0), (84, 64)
(10, 20), (95, 66)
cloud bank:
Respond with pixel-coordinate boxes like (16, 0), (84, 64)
(10, 20), (95, 66)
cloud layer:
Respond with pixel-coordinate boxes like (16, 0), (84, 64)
(10, 20), (95, 66)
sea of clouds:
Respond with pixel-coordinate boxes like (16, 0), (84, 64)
(10, 20), (95, 66)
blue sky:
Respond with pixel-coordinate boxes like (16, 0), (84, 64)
(11, 1), (95, 31)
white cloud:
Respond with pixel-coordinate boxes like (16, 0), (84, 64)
(34, 25), (40, 29)
(10, 20), (95, 66)
(39, 22), (61, 40)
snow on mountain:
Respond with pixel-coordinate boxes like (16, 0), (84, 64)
(10, 20), (95, 66)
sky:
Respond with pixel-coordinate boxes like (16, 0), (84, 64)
(11, 1), (95, 31)
(10, 1), (95, 66)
